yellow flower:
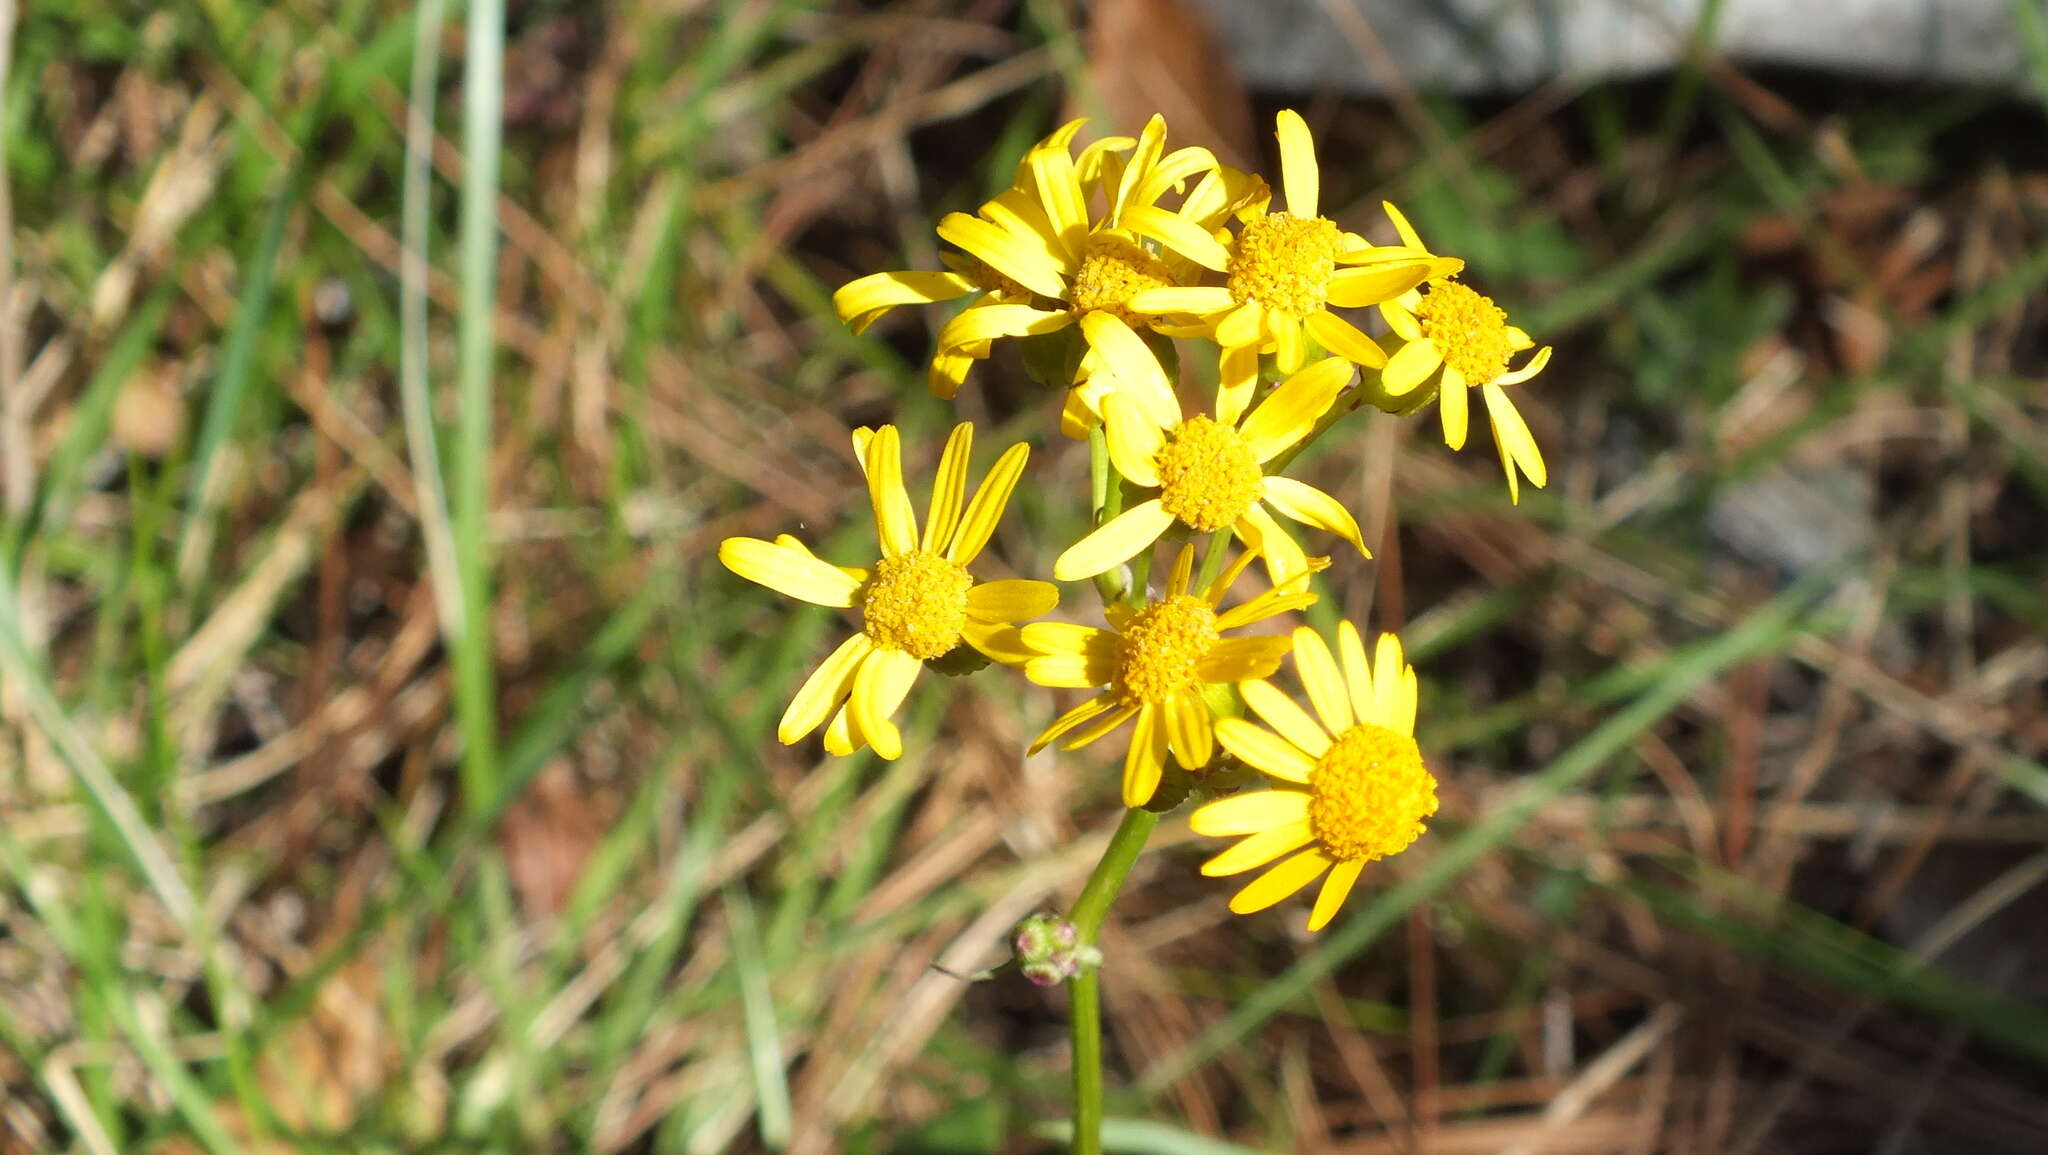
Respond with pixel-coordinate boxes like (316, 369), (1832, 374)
(1022, 545), (1314, 807)
(1125, 110), (1461, 425)
(1052, 329), (1368, 586)
(1190, 624), (1437, 932)
(1374, 203), (1553, 503)
(831, 116), (1232, 401)
(719, 424), (1056, 760)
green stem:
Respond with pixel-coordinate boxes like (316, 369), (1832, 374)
(1067, 806), (1160, 1155)
(1088, 424), (1128, 608)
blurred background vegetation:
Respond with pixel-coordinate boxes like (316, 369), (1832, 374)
(1, 1), (2046, 1152)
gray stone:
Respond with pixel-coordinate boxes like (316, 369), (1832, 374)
(1186, 0), (2035, 94)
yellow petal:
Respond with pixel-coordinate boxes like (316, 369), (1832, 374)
(1101, 392), (1166, 489)
(1202, 546), (1260, 607)
(1439, 368), (1469, 450)
(1215, 584), (1317, 632)
(1371, 631), (1408, 732)
(1272, 313), (1305, 371)
(1201, 820), (1315, 877)
(719, 537), (862, 607)
(1394, 664), (1419, 736)
(1484, 383), (1547, 501)
(1382, 201), (1426, 250)
(1380, 337), (1442, 397)
(1215, 299), (1264, 350)
(1274, 109), (1319, 219)
(1216, 344), (1261, 426)
(935, 213), (1067, 298)
(1306, 858), (1366, 931)
(1497, 344), (1552, 387)
(1020, 620), (1112, 657)
(928, 345), (978, 400)
(1027, 133), (1088, 261)
(1326, 260), (1432, 309)
(936, 302), (1071, 351)
(947, 442), (1030, 563)
(1111, 114), (1167, 222)
(1261, 477), (1367, 555)
(1052, 499), (1174, 582)
(772, 534), (866, 585)
(1229, 848), (1332, 915)
(1291, 625), (1353, 735)
(1081, 312), (1182, 431)
(863, 426), (918, 557)
(849, 648), (922, 761)
(1189, 787), (1311, 835)
(1029, 692), (1120, 754)
(1122, 203), (1229, 271)
(1066, 701), (1141, 750)
(778, 633), (874, 744)
(1025, 651), (1114, 690)
(1236, 505), (1309, 585)
(1123, 704), (1170, 806)
(966, 579), (1059, 623)
(1137, 146), (1220, 207)
(823, 702), (856, 756)
(1240, 678), (1332, 756)
(1213, 717), (1316, 783)
(834, 270), (976, 332)
(1239, 356), (1350, 462)
(1164, 689), (1214, 771)
(1128, 286), (1235, 317)
(1336, 621), (1374, 726)
(1380, 298), (1422, 342)
(961, 620), (1033, 667)
(923, 423), (973, 551)
(1196, 636), (1293, 683)
(980, 188), (1061, 259)
(1304, 309), (1386, 370)
(1165, 543), (1197, 599)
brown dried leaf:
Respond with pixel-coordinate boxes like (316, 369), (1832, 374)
(1078, 0), (1257, 168)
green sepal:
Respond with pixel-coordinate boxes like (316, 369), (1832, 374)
(1018, 321), (1085, 389)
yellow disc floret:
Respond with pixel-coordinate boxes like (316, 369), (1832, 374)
(1069, 233), (1174, 325)
(1227, 212), (1340, 318)
(970, 259), (1031, 300)
(1113, 595), (1220, 705)
(1415, 281), (1511, 384)
(1154, 416), (1263, 533)
(860, 550), (973, 659)
(1308, 722), (1438, 862)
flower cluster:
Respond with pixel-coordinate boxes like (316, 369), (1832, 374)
(725, 111), (1554, 932)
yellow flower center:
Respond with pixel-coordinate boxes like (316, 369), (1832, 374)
(1308, 722), (1438, 863)
(1415, 281), (1511, 385)
(1068, 233), (1174, 325)
(1113, 595), (1220, 705)
(1227, 212), (1340, 318)
(1154, 416), (1264, 533)
(861, 550), (973, 660)
(969, 259), (1031, 300)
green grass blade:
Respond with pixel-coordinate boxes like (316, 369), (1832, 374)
(453, 0), (504, 802)
(399, 0), (465, 661)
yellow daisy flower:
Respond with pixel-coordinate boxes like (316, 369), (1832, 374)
(831, 116), (1227, 400)
(1190, 624), (1438, 932)
(1374, 203), (1553, 503)
(718, 423), (1056, 760)
(1022, 545), (1314, 807)
(1126, 110), (1461, 425)
(1051, 332), (1369, 586)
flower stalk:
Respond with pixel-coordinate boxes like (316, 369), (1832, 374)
(1065, 804), (1160, 1155)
